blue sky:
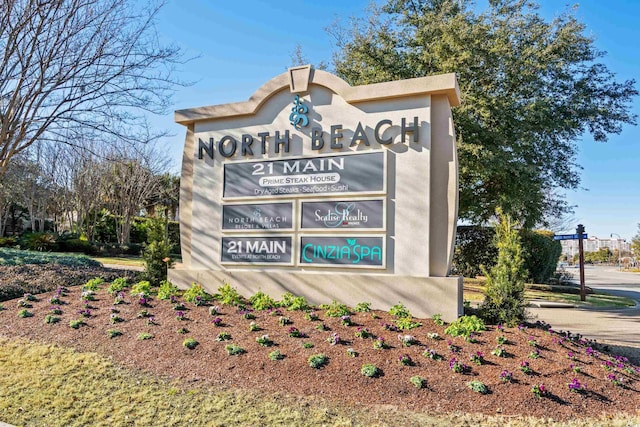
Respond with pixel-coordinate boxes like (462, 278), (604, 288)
(153, 0), (640, 241)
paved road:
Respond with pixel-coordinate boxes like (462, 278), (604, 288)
(529, 265), (640, 351)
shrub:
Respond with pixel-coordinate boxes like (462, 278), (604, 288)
(360, 363), (380, 377)
(56, 237), (97, 255)
(432, 313), (445, 326)
(279, 292), (310, 311)
(395, 317), (422, 330)
(268, 350), (285, 361)
(17, 309), (33, 318)
(444, 315), (486, 338)
(22, 232), (58, 252)
(308, 354), (328, 369)
(157, 280), (179, 300)
(0, 237), (17, 247)
(130, 281), (152, 297)
(141, 217), (174, 285)
(322, 300), (350, 318)
(107, 329), (122, 338)
(225, 344), (245, 355)
(183, 338), (199, 350)
(389, 302), (410, 318)
(216, 283), (243, 306)
(354, 302), (371, 312)
(107, 278), (129, 295)
(182, 283), (210, 305)
(468, 380), (488, 394)
(410, 376), (426, 389)
(249, 291), (276, 310)
(83, 277), (105, 291)
(479, 211), (528, 326)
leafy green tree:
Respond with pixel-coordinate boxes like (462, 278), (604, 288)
(479, 211), (528, 326)
(332, 0), (637, 227)
(142, 216), (173, 285)
(632, 224), (640, 258)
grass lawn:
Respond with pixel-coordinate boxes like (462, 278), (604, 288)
(464, 277), (636, 308)
(91, 256), (145, 267)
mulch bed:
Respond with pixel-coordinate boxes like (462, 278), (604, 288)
(0, 273), (639, 422)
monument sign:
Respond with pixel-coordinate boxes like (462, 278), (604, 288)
(170, 65), (463, 320)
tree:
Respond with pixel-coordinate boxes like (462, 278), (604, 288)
(630, 224), (640, 258)
(0, 0), (183, 177)
(331, 0), (637, 227)
(479, 211), (528, 326)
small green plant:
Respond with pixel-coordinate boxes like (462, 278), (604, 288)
(183, 338), (199, 349)
(83, 277), (104, 291)
(427, 332), (441, 340)
(217, 332), (232, 341)
(107, 329), (122, 338)
(308, 354), (328, 369)
(279, 292), (310, 311)
(183, 283), (210, 306)
(531, 383), (547, 399)
(110, 314), (124, 324)
(469, 351), (484, 365)
(340, 315), (352, 326)
(468, 380), (488, 394)
(398, 354), (413, 366)
(44, 314), (60, 324)
(0, 303), (4, 311)
(302, 342), (314, 349)
(18, 309), (33, 318)
(372, 337), (388, 350)
(49, 296), (63, 305)
(249, 291), (277, 310)
(225, 344), (245, 355)
(496, 335), (508, 345)
(278, 316), (291, 326)
(17, 299), (32, 308)
(395, 317), (422, 330)
(255, 335), (273, 347)
(444, 315), (486, 338)
(354, 327), (373, 339)
(23, 293), (37, 302)
(322, 300), (350, 318)
(107, 277), (129, 295)
(216, 283), (243, 306)
(410, 376), (426, 389)
(423, 349), (442, 361)
(268, 350), (285, 361)
(248, 321), (260, 331)
(491, 347), (506, 357)
(131, 281), (152, 297)
(389, 303), (410, 318)
(137, 332), (153, 340)
(354, 302), (371, 312)
(157, 280), (179, 300)
(346, 348), (357, 357)
(432, 313), (444, 326)
(360, 363), (380, 377)
(69, 319), (85, 329)
(304, 312), (319, 321)
(177, 327), (189, 334)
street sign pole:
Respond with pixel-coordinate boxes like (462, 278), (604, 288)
(577, 224), (586, 302)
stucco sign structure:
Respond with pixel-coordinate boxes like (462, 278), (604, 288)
(170, 65), (463, 320)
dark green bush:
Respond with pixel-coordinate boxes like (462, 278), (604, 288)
(453, 226), (561, 284)
(0, 237), (17, 247)
(21, 232), (58, 252)
(56, 238), (98, 255)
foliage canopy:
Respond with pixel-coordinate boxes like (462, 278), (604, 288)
(332, 0), (637, 227)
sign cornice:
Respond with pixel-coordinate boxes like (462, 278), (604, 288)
(174, 68), (460, 125)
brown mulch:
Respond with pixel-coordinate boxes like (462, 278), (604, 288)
(0, 264), (137, 302)
(0, 275), (639, 422)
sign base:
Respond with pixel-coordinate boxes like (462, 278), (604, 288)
(168, 267), (463, 322)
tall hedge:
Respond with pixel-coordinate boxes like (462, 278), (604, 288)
(452, 226), (561, 284)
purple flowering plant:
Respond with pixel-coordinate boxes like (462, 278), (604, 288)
(500, 370), (513, 382)
(470, 351), (484, 365)
(175, 311), (186, 321)
(327, 332), (340, 345)
(532, 383), (546, 399)
(355, 327), (373, 339)
(373, 336), (388, 350)
(212, 317), (223, 326)
(567, 378), (585, 393)
(423, 348), (442, 361)
(399, 354), (413, 366)
(288, 327), (304, 338)
(449, 357), (469, 374)
(520, 361), (532, 374)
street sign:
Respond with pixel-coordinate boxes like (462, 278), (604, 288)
(553, 233), (588, 241)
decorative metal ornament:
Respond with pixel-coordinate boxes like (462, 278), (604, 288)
(289, 95), (309, 129)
